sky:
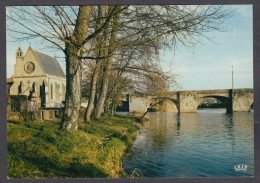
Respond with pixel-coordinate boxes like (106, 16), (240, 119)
(6, 5), (253, 91)
(160, 5), (253, 91)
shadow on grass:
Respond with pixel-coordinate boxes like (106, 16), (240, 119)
(7, 120), (20, 124)
(68, 162), (108, 178)
(8, 144), (108, 178)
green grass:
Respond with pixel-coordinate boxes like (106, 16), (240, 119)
(7, 113), (140, 178)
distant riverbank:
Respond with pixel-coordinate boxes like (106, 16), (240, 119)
(7, 114), (140, 178)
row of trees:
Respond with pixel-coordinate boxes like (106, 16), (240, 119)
(7, 5), (232, 131)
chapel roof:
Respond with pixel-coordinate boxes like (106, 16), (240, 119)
(33, 50), (66, 78)
(6, 77), (14, 84)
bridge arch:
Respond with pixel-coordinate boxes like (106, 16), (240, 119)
(197, 95), (232, 113)
(148, 97), (179, 113)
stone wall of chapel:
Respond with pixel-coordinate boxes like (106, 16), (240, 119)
(10, 76), (66, 108)
(9, 77), (47, 107)
(10, 77), (46, 96)
(45, 76), (66, 108)
(14, 48), (45, 77)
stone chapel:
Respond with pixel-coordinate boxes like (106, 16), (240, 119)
(8, 46), (66, 108)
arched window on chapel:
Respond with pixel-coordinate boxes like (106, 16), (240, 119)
(18, 81), (22, 94)
(51, 83), (53, 99)
(32, 82), (36, 93)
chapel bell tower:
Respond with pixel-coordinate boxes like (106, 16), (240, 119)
(16, 47), (23, 58)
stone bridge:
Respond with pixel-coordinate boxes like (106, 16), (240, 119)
(129, 89), (254, 113)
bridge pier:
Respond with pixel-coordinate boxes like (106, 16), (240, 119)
(179, 92), (198, 113)
(232, 89), (254, 112)
(177, 92), (180, 115)
(129, 96), (151, 113)
(226, 89), (233, 114)
(226, 105), (233, 114)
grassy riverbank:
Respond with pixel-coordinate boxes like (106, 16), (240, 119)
(7, 114), (140, 178)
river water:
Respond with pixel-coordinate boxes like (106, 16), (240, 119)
(122, 109), (254, 177)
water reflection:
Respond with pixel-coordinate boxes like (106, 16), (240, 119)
(123, 109), (254, 177)
(176, 115), (180, 136)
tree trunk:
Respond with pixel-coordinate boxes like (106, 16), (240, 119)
(60, 6), (91, 131)
(93, 58), (112, 119)
(60, 44), (82, 131)
(110, 87), (118, 116)
(94, 6), (121, 120)
(110, 99), (115, 116)
(84, 61), (101, 122)
(84, 6), (108, 123)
